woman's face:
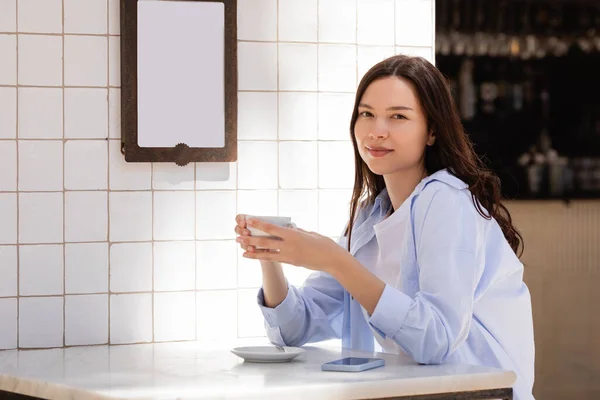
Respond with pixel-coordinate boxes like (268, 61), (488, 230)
(353, 76), (435, 177)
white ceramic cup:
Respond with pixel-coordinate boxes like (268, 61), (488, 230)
(245, 215), (293, 238)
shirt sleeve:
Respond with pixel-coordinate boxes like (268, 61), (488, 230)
(256, 237), (347, 347)
(368, 185), (480, 364)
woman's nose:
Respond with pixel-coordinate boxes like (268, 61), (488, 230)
(369, 120), (388, 139)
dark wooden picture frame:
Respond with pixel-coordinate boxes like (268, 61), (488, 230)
(120, 0), (237, 166)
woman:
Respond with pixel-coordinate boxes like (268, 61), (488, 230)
(234, 55), (535, 400)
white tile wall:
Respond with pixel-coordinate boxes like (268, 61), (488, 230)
(237, 289), (267, 337)
(110, 242), (153, 293)
(108, 36), (120, 86)
(0, 194), (17, 244)
(0, 87), (16, 138)
(19, 192), (63, 244)
(237, 190), (278, 217)
(318, 0), (356, 43)
(153, 292), (196, 342)
(196, 290), (237, 341)
(64, 36), (108, 87)
(153, 191), (195, 241)
(236, 0), (276, 41)
(357, 0), (395, 46)
(278, 0), (317, 42)
(18, 88), (63, 139)
(109, 192), (152, 242)
(318, 44), (357, 92)
(65, 242), (108, 294)
(0, 246), (18, 296)
(0, 298), (17, 349)
(318, 141), (356, 189)
(18, 0), (62, 34)
(396, 0), (434, 47)
(237, 141), (278, 189)
(0, 0), (17, 33)
(108, 0), (119, 35)
(358, 46), (396, 82)
(278, 190), (319, 232)
(196, 241), (237, 290)
(64, 89), (108, 139)
(0, 34), (16, 85)
(65, 294), (109, 345)
(153, 163), (194, 190)
(196, 162), (237, 190)
(108, 88), (120, 138)
(64, 0), (107, 35)
(278, 43), (317, 91)
(64, 140), (108, 190)
(18, 140), (63, 191)
(19, 296), (63, 348)
(18, 35), (62, 86)
(278, 92), (318, 140)
(65, 191), (108, 242)
(238, 92), (278, 140)
(238, 42), (277, 91)
(196, 191), (237, 240)
(0, 0), (435, 349)
(278, 141), (318, 189)
(154, 241), (195, 291)
(19, 244), (63, 295)
(110, 293), (152, 344)
(0, 140), (17, 191)
(317, 92), (354, 140)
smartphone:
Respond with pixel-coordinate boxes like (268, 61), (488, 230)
(321, 357), (385, 372)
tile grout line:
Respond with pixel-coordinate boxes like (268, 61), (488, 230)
(0, 31), (117, 37)
(0, 84), (120, 89)
(62, 0), (66, 348)
(0, 85), (363, 94)
(150, 166), (155, 340)
(194, 161), (198, 341)
(0, 288), (236, 300)
(14, 0), (19, 351)
(106, 0), (111, 346)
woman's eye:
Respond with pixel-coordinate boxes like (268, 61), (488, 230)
(392, 114), (406, 120)
(359, 111), (373, 118)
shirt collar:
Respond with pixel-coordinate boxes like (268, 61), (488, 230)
(416, 168), (469, 191)
(367, 169), (468, 218)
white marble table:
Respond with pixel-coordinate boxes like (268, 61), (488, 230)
(0, 339), (516, 400)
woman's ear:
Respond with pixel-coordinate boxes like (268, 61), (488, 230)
(427, 129), (436, 146)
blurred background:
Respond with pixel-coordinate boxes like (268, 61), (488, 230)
(436, 0), (600, 200)
(434, 1), (600, 399)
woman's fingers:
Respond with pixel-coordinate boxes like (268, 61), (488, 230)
(237, 235), (283, 252)
(235, 214), (247, 228)
(234, 225), (252, 237)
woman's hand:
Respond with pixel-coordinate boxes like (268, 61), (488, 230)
(234, 214), (276, 255)
(235, 217), (350, 273)
(234, 214), (255, 253)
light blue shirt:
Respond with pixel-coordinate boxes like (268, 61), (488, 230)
(257, 169), (535, 400)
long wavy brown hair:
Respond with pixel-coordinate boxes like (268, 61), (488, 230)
(344, 55), (523, 257)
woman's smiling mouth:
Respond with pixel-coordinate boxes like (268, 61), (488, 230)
(366, 146), (393, 157)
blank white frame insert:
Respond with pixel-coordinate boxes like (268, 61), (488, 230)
(137, 0), (225, 148)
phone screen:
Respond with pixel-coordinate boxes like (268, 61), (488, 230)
(328, 357), (376, 366)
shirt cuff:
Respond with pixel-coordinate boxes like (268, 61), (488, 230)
(256, 282), (303, 328)
(368, 284), (412, 339)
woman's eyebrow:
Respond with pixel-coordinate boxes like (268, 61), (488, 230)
(358, 103), (413, 111)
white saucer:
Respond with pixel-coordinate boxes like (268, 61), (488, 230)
(231, 346), (306, 363)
